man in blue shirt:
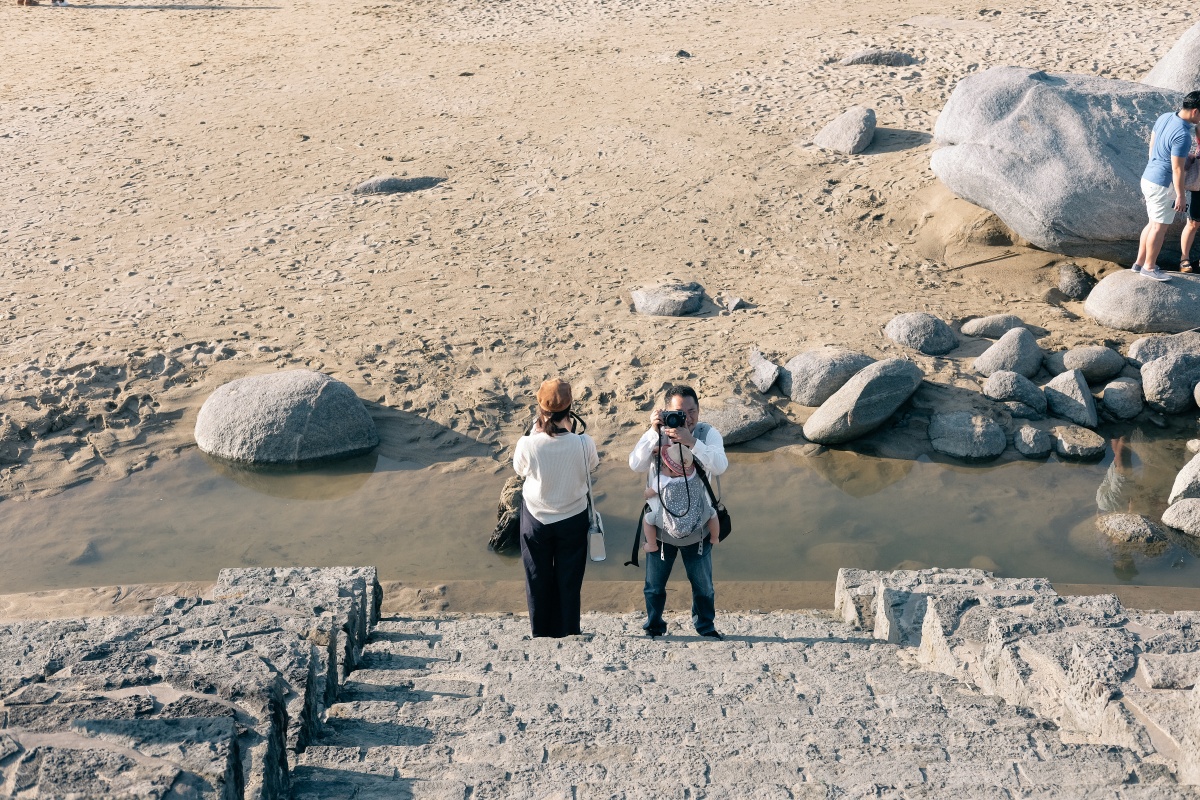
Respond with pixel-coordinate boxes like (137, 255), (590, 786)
(1134, 91), (1200, 281)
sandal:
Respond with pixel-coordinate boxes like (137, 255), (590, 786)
(1182, 260), (1194, 274)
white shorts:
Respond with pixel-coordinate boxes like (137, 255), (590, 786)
(1142, 178), (1178, 225)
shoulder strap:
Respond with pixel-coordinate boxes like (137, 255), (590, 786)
(580, 436), (596, 525)
(693, 462), (720, 507)
(624, 503), (649, 567)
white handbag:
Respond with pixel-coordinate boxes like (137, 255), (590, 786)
(581, 437), (605, 562)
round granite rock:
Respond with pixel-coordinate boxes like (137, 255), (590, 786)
(1051, 425), (1106, 460)
(1162, 498), (1200, 537)
(884, 312), (958, 355)
(1061, 346), (1125, 383)
(780, 348), (875, 406)
(195, 370), (380, 465)
(1058, 263), (1097, 300)
(700, 397), (777, 445)
(1084, 270), (1200, 333)
(982, 370), (1047, 415)
(1096, 513), (1168, 544)
(959, 314), (1027, 338)
(631, 282), (705, 316)
(1101, 377), (1143, 419)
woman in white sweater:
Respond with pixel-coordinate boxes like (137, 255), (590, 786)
(512, 378), (599, 637)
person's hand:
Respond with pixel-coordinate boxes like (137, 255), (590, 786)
(666, 426), (697, 448)
(1177, 192), (1188, 213)
(644, 541), (659, 553)
(651, 409), (663, 432)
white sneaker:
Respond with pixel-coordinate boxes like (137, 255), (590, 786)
(1141, 267), (1171, 282)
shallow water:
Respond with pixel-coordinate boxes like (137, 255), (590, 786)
(1, 422), (1199, 594)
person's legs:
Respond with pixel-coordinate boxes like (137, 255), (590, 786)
(519, 501), (560, 638)
(1183, 194), (1200, 271)
(552, 510), (589, 637)
(679, 542), (717, 636)
(643, 539), (676, 636)
(1135, 221), (1153, 268)
(1144, 221), (1171, 273)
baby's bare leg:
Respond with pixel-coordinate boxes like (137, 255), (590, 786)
(643, 521), (659, 552)
(706, 516), (719, 544)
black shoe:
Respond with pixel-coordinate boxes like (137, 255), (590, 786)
(645, 629), (664, 639)
(700, 630), (724, 640)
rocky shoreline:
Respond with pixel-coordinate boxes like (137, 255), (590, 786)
(1, 567), (1196, 797)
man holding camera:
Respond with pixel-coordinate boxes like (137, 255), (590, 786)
(628, 385), (729, 639)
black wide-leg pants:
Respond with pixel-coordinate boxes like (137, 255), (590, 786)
(519, 501), (589, 638)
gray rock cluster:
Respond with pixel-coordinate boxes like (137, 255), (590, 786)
(932, 66), (1180, 262)
(1085, 271), (1200, 333)
(835, 568), (1200, 784)
(813, 106), (877, 155)
(0, 567), (381, 800)
(631, 281), (706, 316)
(195, 371), (380, 465)
(883, 312), (957, 355)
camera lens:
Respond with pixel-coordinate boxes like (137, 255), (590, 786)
(663, 410), (687, 428)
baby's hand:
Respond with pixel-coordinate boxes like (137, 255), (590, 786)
(643, 487), (657, 500)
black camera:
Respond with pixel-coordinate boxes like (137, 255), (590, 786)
(661, 410), (687, 428)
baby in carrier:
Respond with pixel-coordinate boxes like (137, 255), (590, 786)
(643, 438), (718, 557)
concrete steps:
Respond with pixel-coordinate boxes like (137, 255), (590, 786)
(290, 612), (1189, 798)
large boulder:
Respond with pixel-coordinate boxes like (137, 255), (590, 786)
(973, 328), (1044, 378)
(813, 106), (877, 155)
(1101, 377), (1144, 419)
(1085, 270), (1200, 333)
(1143, 21), (1200, 92)
(884, 312), (957, 355)
(195, 370), (380, 465)
(1127, 331), (1200, 365)
(928, 412), (1006, 460)
(1140, 353), (1200, 413)
(932, 67), (1180, 262)
(780, 348), (875, 406)
(701, 397), (777, 445)
(1044, 369), (1098, 428)
(631, 282), (705, 316)
(982, 370), (1047, 415)
(960, 314), (1027, 338)
(802, 359), (924, 445)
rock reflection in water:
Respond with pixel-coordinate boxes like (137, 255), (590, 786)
(202, 451), (379, 501)
(779, 445), (913, 498)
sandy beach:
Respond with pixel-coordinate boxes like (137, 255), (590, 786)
(2, 1), (1199, 563)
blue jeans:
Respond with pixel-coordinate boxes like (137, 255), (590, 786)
(643, 540), (716, 636)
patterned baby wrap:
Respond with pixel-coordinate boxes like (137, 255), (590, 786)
(658, 472), (708, 540)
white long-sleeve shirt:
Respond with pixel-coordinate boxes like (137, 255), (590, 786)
(513, 431), (599, 524)
(628, 424), (728, 477)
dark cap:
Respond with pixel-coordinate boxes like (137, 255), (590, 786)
(536, 379), (573, 413)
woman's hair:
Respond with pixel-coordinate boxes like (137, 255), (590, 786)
(533, 406), (587, 437)
(536, 406), (571, 436)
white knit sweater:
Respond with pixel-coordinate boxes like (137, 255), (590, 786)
(513, 431), (599, 524)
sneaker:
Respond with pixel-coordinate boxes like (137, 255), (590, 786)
(700, 630), (724, 640)
(1141, 268), (1171, 282)
(1131, 264), (1142, 273)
